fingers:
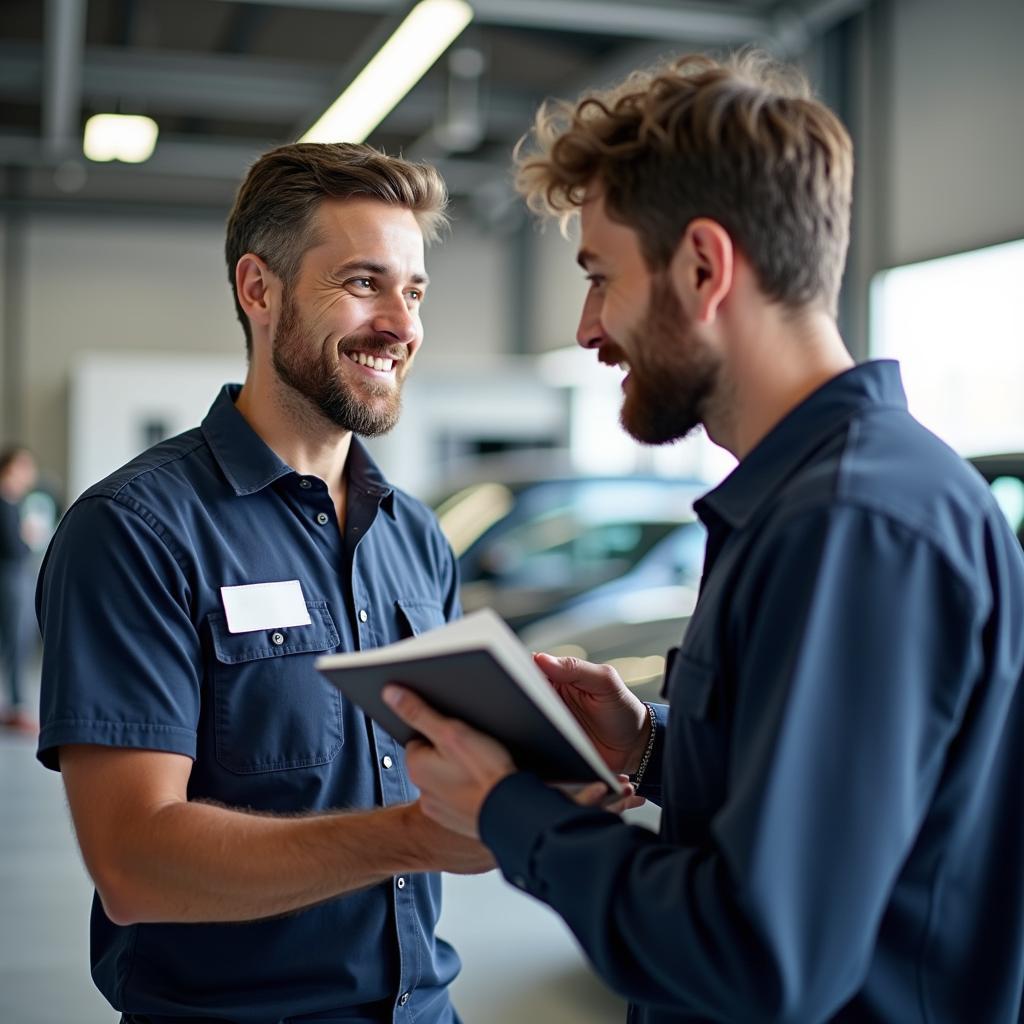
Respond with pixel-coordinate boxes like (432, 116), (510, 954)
(571, 781), (610, 807)
(569, 777), (645, 814)
(604, 793), (647, 813)
(533, 652), (621, 693)
(382, 685), (448, 743)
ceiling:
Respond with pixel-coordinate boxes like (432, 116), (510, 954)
(0, 0), (867, 219)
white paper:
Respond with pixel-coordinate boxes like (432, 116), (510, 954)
(220, 580), (312, 634)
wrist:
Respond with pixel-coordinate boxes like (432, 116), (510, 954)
(627, 703), (657, 783)
(371, 803), (440, 873)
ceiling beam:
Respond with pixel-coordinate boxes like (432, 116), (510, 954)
(42, 0), (87, 157)
(205, 0), (773, 42)
(470, 0), (770, 42)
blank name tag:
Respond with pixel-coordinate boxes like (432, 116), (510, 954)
(220, 580), (312, 634)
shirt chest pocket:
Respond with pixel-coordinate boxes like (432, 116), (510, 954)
(394, 597), (447, 638)
(208, 600), (342, 775)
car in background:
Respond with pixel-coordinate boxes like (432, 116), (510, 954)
(969, 453), (1024, 549)
(432, 459), (707, 635)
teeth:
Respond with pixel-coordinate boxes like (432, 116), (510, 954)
(619, 361), (629, 371)
(347, 352), (395, 372)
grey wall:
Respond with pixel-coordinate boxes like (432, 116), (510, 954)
(887, 0), (1024, 267)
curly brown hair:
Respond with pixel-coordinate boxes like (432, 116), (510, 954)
(226, 142), (449, 355)
(515, 52), (853, 317)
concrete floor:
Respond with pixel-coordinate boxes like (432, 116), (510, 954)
(0, 675), (646, 1024)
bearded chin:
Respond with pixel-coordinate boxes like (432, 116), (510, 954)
(314, 375), (403, 437)
(271, 295), (404, 437)
(621, 382), (703, 445)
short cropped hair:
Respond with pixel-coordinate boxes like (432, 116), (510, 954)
(225, 142), (449, 353)
(515, 52), (853, 316)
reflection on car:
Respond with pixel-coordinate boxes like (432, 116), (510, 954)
(433, 463), (707, 700)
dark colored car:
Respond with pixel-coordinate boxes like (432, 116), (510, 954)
(432, 462), (707, 634)
(969, 453), (1024, 549)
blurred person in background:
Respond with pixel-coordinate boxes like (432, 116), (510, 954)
(34, 143), (496, 1024)
(385, 53), (1024, 1024)
(0, 444), (39, 734)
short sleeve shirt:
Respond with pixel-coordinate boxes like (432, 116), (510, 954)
(36, 384), (463, 1024)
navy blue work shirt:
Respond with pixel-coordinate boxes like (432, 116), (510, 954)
(481, 361), (1024, 1023)
(36, 384), (463, 1024)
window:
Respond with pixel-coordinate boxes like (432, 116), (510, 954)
(870, 238), (1024, 455)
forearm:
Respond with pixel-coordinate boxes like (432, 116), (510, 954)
(480, 774), (786, 1019)
(95, 799), (436, 925)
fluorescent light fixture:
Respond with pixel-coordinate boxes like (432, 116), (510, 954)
(301, 0), (473, 144)
(83, 113), (159, 163)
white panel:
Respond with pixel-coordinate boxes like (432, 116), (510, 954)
(871, 238), (1024, 456)
(70, 352), (245, 500)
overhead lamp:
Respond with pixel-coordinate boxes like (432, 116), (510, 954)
(301, 0), (474, 144)
(83, 113), (159, 163)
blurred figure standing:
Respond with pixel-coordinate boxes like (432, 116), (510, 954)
(0, 445), (39, 734)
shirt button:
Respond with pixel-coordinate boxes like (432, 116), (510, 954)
(382, 755), (393, 769)
(299, 478), (312, 489)
(316, 512), (330, 525)
(398, 992), (410, 1006)
(396, 876), (406, 890)
(271, 632), (285, 646)
(358, 609), (368, 622)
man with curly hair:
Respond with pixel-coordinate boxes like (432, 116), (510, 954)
(385, 54), (1024, 1023)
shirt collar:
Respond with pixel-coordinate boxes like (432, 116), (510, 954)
(201, 383), (396, 514)
(695, 360), (907, 531)
(346, 433), (397, 518)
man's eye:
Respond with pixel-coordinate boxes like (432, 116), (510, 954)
(407, 289), (423, 302)
(349, 277), (373, 289)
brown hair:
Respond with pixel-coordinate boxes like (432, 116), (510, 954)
(226, 142), (449, 354)
(516, 51), (853, 317)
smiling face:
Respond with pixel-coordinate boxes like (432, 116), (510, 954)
(271, 197), (427, 437)
(576, 188), (721, 445)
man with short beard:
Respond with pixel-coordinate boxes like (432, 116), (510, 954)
(34, 143), (495, 1024)
(383, 54), (1024, 1024)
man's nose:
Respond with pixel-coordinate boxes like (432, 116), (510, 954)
(371, 294), (419, 344)
(576, 292), (605, 349)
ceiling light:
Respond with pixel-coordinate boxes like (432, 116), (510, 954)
(83, 114), (159, 163)
(301, 0), (473, 145)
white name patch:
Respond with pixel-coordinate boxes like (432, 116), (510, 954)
(220, 580), (312, 634)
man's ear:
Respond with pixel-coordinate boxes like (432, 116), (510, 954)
(668, 218), (734, 324)
(235, 254), (277, 333)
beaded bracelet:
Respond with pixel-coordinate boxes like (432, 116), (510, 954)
(631, 702), (658, 787)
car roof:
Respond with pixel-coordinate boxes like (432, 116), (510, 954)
(433, 450), (708, 495)
(968, 453), (1024, 480)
